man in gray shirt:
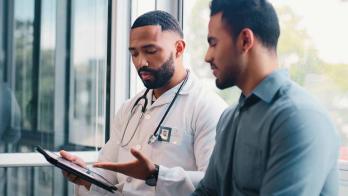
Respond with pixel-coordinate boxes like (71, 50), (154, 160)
(193, 0), (340, 195)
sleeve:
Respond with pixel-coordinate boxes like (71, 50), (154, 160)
(75, 102), (130, 196)
(260, 108), (340, 196)
(155, 92), (227, 195)
(192, 109), (232, 196)
(191, 148), (219, 196)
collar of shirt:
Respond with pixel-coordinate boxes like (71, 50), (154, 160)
(147, 70), (194, 108)
(237, 69), (289, 110)
(251, 69), (289, 103)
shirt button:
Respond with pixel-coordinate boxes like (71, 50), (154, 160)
(135, 144), (142, 150)
(126, 177), (132, 183)
(145, 114), (151, 119)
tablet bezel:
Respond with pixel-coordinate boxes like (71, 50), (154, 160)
(35, 146), (117, 193)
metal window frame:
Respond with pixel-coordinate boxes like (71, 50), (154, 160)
(0, 0), (4, 81)
(0, 0), (126, 168)
(109, 0), (131, 120)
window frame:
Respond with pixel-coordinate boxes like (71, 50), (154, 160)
(0, 0), (117, 166)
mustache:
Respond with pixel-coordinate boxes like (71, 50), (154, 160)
(138, 66), (157, 74)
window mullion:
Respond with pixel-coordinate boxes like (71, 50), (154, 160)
(32, 0), (42, 132)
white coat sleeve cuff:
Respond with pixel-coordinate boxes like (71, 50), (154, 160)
(156, 165), (203, 195)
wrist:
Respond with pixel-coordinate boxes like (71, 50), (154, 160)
(145, 164), (159, 186)
(148, 163), (157, 175)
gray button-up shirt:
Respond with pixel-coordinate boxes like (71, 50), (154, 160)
(193, 69), (340, 196)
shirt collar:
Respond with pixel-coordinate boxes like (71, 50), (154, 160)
(250, 69), (289, 104)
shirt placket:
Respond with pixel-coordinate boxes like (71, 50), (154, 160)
(227, 95), (260, 194)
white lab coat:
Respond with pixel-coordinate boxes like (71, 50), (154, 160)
(76, 73), (227, 196)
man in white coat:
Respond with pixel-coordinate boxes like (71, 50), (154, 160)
(60, 10), (226, 196)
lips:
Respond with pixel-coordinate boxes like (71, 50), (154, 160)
(212, 68), (219, 77)
(210, 64), (218, 77)
(140, 72), (153, 80)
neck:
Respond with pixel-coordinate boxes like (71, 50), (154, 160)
(239, 51), (278, 97)
(153, 65), (186, 98)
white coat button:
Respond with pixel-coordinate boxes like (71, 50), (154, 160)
(126, 177), (132, 183)
(145, 114), (151, 119)
(135, 144), (142, 150)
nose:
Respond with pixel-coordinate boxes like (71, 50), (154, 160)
(133, 54), (148, 68)
(204, 47), (213, 63)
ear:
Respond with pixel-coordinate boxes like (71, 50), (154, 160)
(175, 40), (186, 58)
(238, 28), (254, 53)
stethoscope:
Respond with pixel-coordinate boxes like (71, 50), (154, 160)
(119, 70), (190, 147)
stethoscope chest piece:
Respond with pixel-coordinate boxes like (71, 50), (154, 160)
(148, 134), (158, 144)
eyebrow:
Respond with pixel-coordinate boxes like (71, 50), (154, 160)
(129, 44), (157, 51)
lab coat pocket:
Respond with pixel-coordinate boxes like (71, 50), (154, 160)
(152, 126), (193, 168)
(158, 126), (183, 145)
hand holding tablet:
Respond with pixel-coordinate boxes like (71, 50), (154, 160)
(35, 146), (117, 193)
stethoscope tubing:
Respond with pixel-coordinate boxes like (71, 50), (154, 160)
(119, 70), (190, 147)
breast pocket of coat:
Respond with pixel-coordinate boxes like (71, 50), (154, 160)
(235, 143), (263, 190)
(157, 126), (186, 145)
(154, 126), (193, 167)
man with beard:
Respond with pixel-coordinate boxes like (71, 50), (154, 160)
(192, 0), (340, 195)
(60, 10), (227, 196)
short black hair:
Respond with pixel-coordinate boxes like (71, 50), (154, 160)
(131, 10), (183, 38)
(210, 0), (280, 50)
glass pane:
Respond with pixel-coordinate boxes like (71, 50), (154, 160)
(1, 0), (109, 195)
(0, 166), (74, 196)
(183, 0), (241, 105)
(0, 0), (4, 82)
(184, 0), (348, 152)
(0, 0), (109, 152)
(14, 0), (34, 131)
(38, 0), (56, 133)
(70, 0), (108, 148)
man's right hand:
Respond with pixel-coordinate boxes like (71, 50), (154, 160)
(59, 150), (91, 190)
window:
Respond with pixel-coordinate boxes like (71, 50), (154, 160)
(184, 0), (348, 195)
(0, 0), (109, 195)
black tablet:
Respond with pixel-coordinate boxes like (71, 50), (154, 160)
(35, 146), (117, 193)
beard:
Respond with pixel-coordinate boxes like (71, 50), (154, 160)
(214, 63), (240, 90)
(137, 54), (175, 89)
(215, 71), (236, 89)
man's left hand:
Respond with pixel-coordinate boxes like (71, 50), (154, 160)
(93, 148), (156, 180)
